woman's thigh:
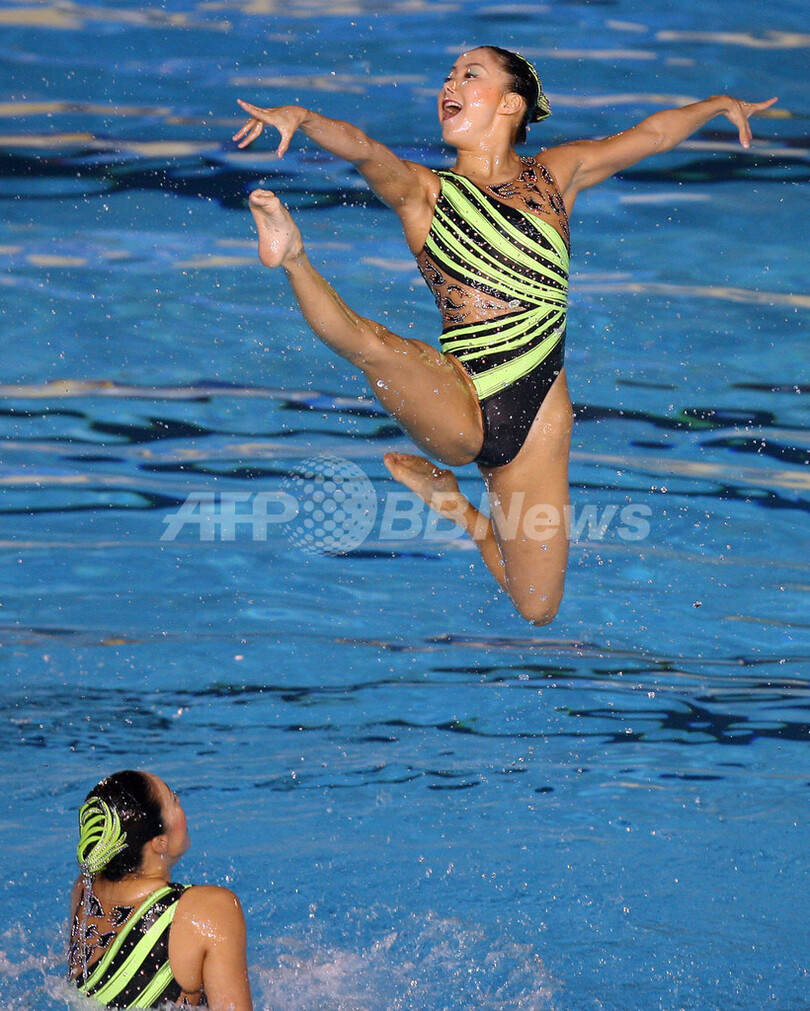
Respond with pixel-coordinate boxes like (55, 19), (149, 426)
(357, 332), (485, 466)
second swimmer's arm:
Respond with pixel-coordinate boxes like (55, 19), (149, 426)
(234, 102), (432, 213)
(184, 887), (253, 1011)
(550, 94), (778, 201)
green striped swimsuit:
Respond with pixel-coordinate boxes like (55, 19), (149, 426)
(416, 157), (569, 467)
(70, 883), (198, 1008)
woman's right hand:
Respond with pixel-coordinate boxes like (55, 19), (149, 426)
(233, 101), (308, 156)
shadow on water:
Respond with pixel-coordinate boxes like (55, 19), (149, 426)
(1, 138), (808, 209)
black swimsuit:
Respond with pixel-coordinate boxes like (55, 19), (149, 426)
(69, 883), (201, 1008)
(416, 157), (570, 467)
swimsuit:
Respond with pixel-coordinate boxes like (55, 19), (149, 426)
(69, 883), (201, 1008)
(416, 157), (570, 467)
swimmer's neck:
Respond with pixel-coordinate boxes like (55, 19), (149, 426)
(451, 144), (525, 187)
(88, 871), (174, 910)
(119, 871), (172, 884)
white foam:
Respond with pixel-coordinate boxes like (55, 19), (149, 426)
(254, 912), (555, 1010)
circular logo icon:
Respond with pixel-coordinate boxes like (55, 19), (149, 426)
(280, 454), (377, 555)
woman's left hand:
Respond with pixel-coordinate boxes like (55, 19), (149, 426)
(722, 96), (779, 148)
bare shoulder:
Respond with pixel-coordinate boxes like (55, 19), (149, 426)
(176, 885), (246, 927)
(534, 141), (594, 192)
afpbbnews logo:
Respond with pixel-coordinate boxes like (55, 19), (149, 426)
(161, 455), (652, 554)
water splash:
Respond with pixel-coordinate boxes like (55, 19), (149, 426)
(255, 911), (555, 1011)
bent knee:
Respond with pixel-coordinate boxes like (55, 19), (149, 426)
(510, 589), (563, 626)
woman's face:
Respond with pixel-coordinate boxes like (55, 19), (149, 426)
(148, 774), (190, 861)
(437, 48), (513, 143)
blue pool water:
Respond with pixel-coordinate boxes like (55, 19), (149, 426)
(1, 1), (808, 1008)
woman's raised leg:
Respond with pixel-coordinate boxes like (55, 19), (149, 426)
(249, 189), (483, 466)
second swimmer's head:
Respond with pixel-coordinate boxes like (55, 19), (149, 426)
(76, 770), (164, 881)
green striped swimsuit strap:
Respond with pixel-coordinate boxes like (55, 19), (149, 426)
(79, 884), (183, 1007)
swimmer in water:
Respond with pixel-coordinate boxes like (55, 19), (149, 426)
(234, 46), (776, 624)
(68, 770), (252, 1010)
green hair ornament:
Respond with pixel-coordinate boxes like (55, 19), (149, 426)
(515, 52), (551, 122)
(77, 797), (127, 875)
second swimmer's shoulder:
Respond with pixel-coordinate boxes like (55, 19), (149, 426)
(179, 883), (242, 904)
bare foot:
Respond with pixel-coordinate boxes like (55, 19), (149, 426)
(383, 452), (467, 515)
(248, 188), (304, 268)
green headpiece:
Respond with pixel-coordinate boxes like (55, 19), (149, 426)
(77, 797), (128, 875)
(515, 53), (551, 122)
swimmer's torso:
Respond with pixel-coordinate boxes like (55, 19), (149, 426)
(415, 157), (570, 466)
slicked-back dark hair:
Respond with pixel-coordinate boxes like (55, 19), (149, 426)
(484, 45), (546, 145)
(77, 770), (164, 881)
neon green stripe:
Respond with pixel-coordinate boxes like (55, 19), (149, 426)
(451, 310), (565, 361)
(469, 327), (564, 400)
(428, 201), (564, 301)
(426, 188), (554, 295)
(430, 225), (565, 309)
(440, 304), (564, 354)
(443, 172), (570, 267)
(426, 215), (537, 304)
(79, 886), (173, 994)
(89, 903), (177, 1005)
(443, 311), (539, 355)
(440, 175), (569, 279)
(429, 199), (552, 291)
(133, 960), (175, 1009)
(438, 174), (566, 277)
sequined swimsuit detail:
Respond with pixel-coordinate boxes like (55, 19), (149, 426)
(416, 157), (570, 467)
(69, 883), (200, 1008)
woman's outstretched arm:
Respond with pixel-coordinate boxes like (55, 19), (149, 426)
(233, 101), (435, 217)
(547, 94), (778, 203)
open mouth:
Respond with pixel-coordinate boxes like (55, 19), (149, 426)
(442, 100), (462, 121)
